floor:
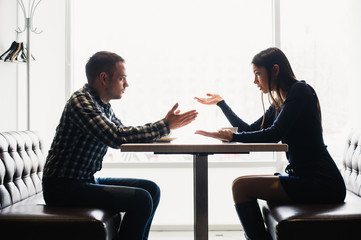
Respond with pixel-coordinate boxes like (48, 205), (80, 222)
(149, 231), (246, 240)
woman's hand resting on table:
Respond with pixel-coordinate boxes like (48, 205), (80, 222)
(195, 129), (233, 142)
(194, 93), (223, 105)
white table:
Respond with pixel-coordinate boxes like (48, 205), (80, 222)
(120, 142), (288, 240)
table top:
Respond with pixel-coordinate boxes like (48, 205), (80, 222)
(120, 142), (288, 154)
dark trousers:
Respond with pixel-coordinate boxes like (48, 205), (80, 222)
(43, 177), (161, 240)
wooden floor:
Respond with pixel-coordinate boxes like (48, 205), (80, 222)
(149, 231), (246, 240)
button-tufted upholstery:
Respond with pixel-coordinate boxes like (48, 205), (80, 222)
(341, 130), (361, 196)
(262, 129), (361, 240)
(0, 131), (43, 208)
(0, 131), (121, 240)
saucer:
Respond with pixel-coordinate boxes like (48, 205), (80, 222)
(157, 137), (177, 142)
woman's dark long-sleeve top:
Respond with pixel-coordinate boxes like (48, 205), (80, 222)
(217, 80), (346, 202)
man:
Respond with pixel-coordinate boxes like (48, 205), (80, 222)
(42, 51), (198, 240)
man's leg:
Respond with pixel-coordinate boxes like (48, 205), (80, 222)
(43, 178), (159, 240)
(96, 178), (161, 240)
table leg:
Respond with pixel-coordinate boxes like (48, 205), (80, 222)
(193, 154), (208, 240)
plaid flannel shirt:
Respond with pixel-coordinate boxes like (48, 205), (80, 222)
(43, 84), (169, 180)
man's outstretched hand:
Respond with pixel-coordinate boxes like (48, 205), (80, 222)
(165, 103), (198, 130)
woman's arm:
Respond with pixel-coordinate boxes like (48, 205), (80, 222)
(217, 100), (276, 132)
(232, 82), (312, 143)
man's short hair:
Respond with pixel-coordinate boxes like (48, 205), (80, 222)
(85, 51), (125, 83)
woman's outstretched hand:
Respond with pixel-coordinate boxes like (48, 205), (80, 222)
(194, 93), (223, 105)
(165, 103), (198, 130)
(195, 129), (233, 142)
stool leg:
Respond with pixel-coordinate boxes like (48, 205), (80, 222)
(234, 200), (271, 240)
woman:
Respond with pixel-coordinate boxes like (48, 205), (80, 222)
(194, 47), (346, 240)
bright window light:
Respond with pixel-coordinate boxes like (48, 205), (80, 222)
(72, 0), (274, 162)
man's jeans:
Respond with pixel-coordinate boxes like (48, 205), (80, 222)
(43, 177), (161, 240)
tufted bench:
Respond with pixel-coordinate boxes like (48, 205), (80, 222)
(0, 131), (121, 240)
(262, 129), (361, 240)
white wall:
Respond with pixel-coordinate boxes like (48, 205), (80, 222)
(29, 0), (67, 151)
(0, 0), (67, 151)
(0, 0), (18, 131)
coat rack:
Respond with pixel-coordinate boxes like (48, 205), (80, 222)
(16, 0), (42, 130)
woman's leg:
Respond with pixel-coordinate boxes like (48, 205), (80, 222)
(232, 175), (290, 240)
(232, 175), (290, 203)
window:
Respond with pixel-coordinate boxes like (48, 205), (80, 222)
(68, 0), (361, 228)
(71, 0), (274, 163)
(279, 0), (361, 164)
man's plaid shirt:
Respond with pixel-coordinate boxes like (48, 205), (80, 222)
(43, 84), (170, 180)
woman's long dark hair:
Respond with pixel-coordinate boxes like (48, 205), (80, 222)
(252, 47), (322, 129)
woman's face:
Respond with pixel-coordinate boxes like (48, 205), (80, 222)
(253, 64), (270, 94)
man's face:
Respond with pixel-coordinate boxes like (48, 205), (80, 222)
(105, 62), (128, 101)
